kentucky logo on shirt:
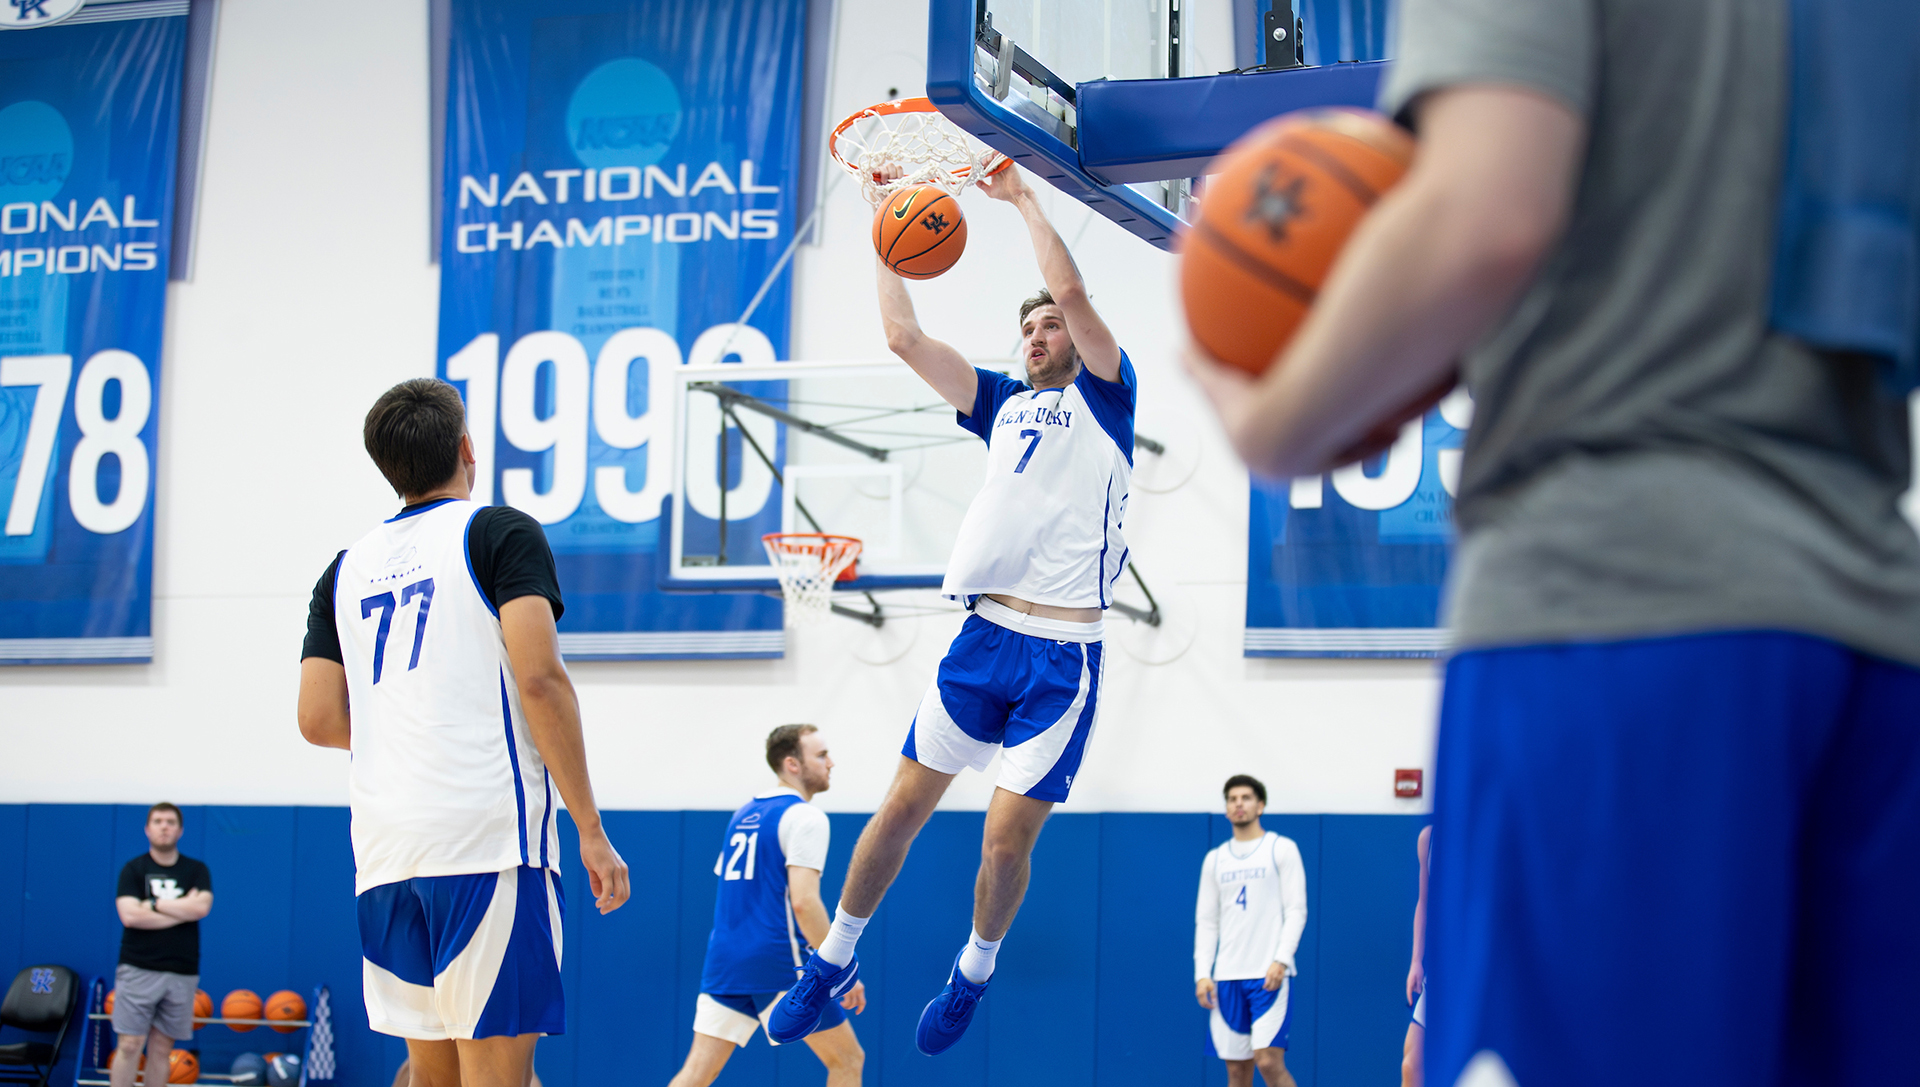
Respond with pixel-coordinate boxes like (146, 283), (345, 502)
(148, 877), (183, 900)
(997, 404), (1073, 430)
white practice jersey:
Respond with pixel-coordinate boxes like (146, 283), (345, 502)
(941, 355), (1137, 609)
(333, 499), (560, 894)
(1195, 832), (1309, 982)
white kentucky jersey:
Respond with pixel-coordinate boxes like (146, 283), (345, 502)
(1195, 831), (1309, 982)
(334, 498), (560, 894)
(942, 353), (1137, 609)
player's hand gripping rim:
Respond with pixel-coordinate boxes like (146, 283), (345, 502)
(577, 824), (631, 914)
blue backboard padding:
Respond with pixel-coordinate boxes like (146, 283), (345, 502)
(2, 804), (1422, 1086)
(1077, 63), (1389, 185)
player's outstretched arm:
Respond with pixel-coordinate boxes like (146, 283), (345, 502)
(297, 658), (351, 750)
(978, 166), (1122, 382)
(1185, 86), (1584, 478)
(1409, 825), (1431, 1004)
(501, 595), (631, 915)
(876, 256), (977, 412)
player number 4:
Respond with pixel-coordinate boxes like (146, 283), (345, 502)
(359, 577), (435, 684)
(1235, 885), (1247, 910)
(724, 830), (758, 881)
(1014, 428), (1043, 473)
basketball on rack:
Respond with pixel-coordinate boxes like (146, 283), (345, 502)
(1179, 108), (1413, 374)
(265, 1054), (302, 1087)
(263, 990), (305, 1033)
(103, 989), (113, 1015)
(222, 988), (263, 1031)
(193, 989), (212, 1019)
(167, 1048), (199, 1084)
(874, 183), (967, 279)
(229, 1053), (266, 1086)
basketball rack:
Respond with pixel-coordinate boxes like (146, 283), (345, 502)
(680, 379), (1163, 631)
(72, 978), (334, 1087)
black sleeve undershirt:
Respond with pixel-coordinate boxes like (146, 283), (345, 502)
(300, 503), (564, 663)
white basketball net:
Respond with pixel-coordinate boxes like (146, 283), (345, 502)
(762, 534), (863, 626)
(831, 99), (1007, 206)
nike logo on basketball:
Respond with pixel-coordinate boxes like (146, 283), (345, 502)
(892, 192), (921, 220)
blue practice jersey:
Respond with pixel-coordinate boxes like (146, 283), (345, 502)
(942, 353), (1137, 609)
(699, 791), (828, 994)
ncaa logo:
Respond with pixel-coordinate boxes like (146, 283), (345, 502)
(0, 0), (85, 30)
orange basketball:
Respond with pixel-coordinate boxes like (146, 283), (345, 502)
(1180, 108), (1413, 373)
(873, 184), (967, 279)
(221, 989), (262, 1031)
(192, 990), (212, 1020)
(263, 991), (305, 1033)
(168, 1049), (199, 1084)
(104, 989), (115, 1015)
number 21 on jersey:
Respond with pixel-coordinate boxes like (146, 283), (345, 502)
(724, 831), (758, 880)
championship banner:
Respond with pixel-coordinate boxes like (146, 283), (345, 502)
(0, 8), (184, 665)
(440, 0), (805, 659)
(1244, 397), (1470, 658)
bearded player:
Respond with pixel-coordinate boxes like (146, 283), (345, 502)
(768, 165), (1134, 1055)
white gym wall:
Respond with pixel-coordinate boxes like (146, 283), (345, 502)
(1, 0), (1440, 816)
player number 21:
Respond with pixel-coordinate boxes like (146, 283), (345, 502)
(724, 831), (759, 881)
(359, 578), (435, 684)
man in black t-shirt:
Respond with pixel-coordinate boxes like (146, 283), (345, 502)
(111, 803), (214, 1087)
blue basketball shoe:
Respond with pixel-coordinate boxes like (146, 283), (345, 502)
(915, 953), (990, 1056)
(767, 951), (860, 1044)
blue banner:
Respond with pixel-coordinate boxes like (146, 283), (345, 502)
(0, 13), (183, 665)
(440, 0), (805, 659)
(1244, 399), (1469, 657)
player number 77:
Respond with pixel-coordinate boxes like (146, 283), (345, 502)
(359, 577), (435, 684)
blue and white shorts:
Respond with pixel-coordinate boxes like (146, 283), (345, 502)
(357, 865), (564, 1040)
(1209, 977), (1292, 1059)
(694, 989), (847, 1047)
(904, 597), (1104, 803)
(1412, 989), (1425, 1028)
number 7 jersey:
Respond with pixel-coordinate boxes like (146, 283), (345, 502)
(942, 353), (1137, 609)
(334, 498), (559, 894)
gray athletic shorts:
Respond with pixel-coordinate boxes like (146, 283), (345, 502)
(111, 964), (197, 1041)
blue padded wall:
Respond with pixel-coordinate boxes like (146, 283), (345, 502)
(0, 806), (1422, 1087)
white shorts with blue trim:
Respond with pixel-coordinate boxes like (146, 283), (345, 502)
(1210, 977), (1292, 1059)
(904, 597), (1105, 803)
(357, 865), (564, 1040)
(1412, 988), (1426, 1028)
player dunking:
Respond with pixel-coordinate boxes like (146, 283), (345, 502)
(298, 379), (631, 1087)
(667, 725), (866, 1086)
(769, 165), (1135, 1055)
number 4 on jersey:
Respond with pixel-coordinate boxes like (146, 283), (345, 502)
(1236, 885), (1248, 910)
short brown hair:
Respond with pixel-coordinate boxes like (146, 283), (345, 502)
(1018, 288), (1057, 325)
(1223, 775), (1266, 804)
(363, 378), (467, 498)
(765, 724), (819, 774)
(147, 802), (183, 825)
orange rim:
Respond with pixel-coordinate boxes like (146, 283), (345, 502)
(829, 96), (1011, 180)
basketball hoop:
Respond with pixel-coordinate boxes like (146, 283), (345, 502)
(830, 97), (1011, 206)
(761, 533), (863, 625)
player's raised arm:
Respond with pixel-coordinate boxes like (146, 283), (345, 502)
(979, 166), (1122, 382)
(877, 256), (978, 412)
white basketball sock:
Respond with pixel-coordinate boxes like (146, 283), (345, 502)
(816, 903), (871, 968)
(958, 928), (1002, 984)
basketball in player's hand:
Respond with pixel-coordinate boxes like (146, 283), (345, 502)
(874, 184), (966, 279)
(1179, 108), (1413, 373)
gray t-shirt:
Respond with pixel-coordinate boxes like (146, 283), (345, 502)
(1379, 0), (1920, 666)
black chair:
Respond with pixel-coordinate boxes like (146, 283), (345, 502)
(0, 966), (79, 1087)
